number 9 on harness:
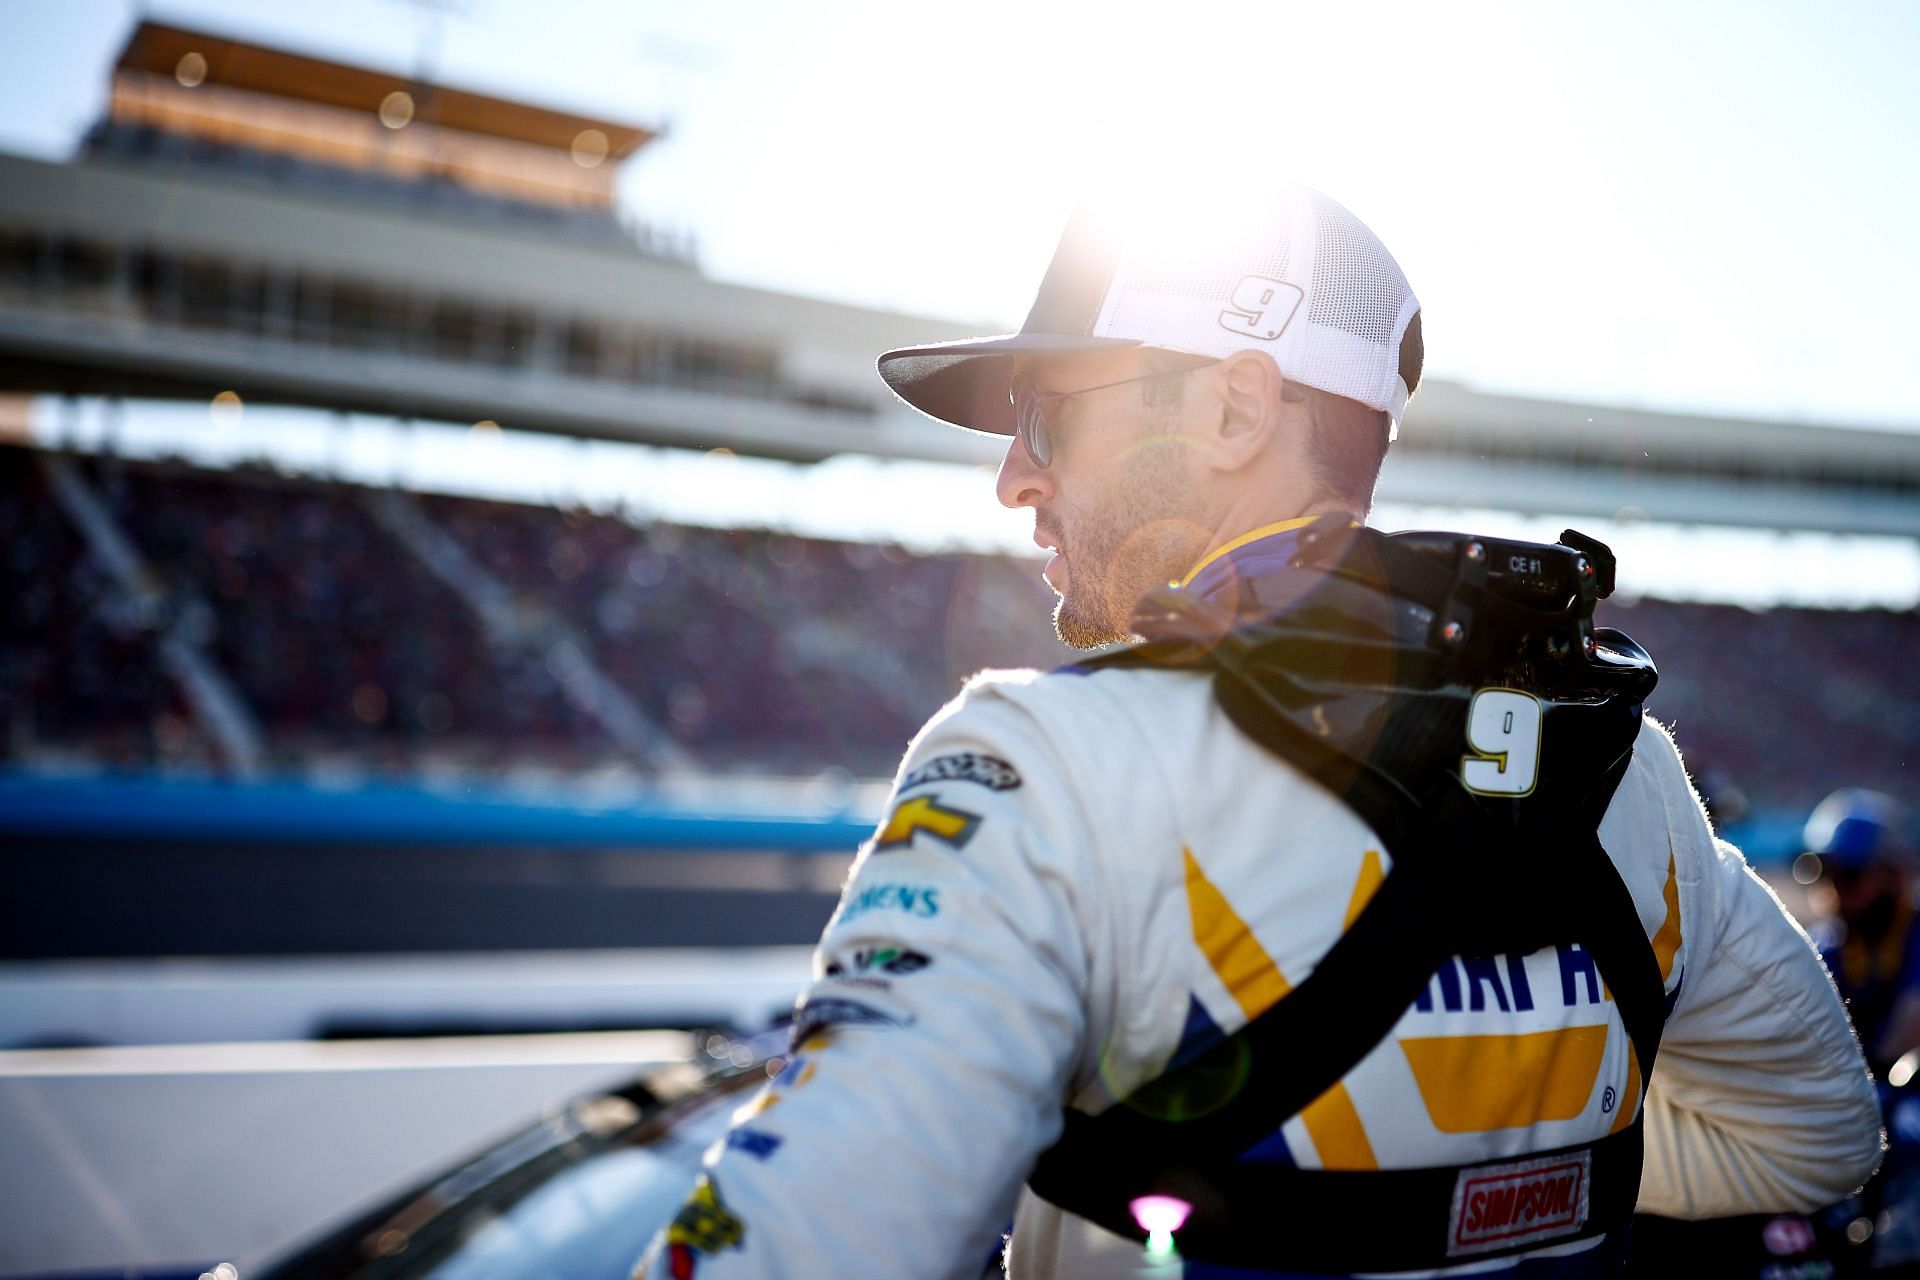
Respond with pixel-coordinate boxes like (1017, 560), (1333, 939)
(1461, 688), (1544, 796)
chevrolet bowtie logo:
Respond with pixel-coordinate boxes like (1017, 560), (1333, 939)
(877, 794), (981, 852)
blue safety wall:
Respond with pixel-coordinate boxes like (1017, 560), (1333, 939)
(0, 772), (877, 850)
(0, 771), (1802, 863)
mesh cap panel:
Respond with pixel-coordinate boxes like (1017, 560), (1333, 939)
(1090, 185), (1419, 428)
(1308, 193), (1403, 345)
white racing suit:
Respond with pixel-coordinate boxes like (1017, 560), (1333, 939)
(638, 548), (1881, 1279)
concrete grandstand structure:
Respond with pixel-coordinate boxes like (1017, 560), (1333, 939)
(0, 25), (1915, 536)
(0, 22), (976, 465)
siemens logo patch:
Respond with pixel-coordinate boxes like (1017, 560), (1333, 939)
(840, 882), (941, 923)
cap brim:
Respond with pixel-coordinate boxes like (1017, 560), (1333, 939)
(876, 332), (1143, 436)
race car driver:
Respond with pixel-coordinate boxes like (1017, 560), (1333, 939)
(635, 184), (1881, 1278)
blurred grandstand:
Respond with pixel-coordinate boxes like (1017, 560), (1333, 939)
(5, 444), (1916, 810)
(2, 441), (1071, 779)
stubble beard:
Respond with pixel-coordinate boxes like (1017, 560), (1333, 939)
(1053, 595), (1123, 650)
(1049, 445), (1204, 651)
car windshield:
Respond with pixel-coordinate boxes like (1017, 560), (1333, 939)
(256, 1044), (769, 1280)
(416, 1128), (720, 1280)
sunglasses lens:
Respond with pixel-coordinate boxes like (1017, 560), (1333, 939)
(1011, 379), (1051, 468)
(1024, 414), (1051, 468)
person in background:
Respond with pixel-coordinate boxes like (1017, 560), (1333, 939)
(1805, 788), (1920, 1073)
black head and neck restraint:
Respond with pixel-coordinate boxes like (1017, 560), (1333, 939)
(1026, 517), (1663, 1273)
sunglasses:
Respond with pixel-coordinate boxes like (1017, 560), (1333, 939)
(1009, 358), (1218, 468)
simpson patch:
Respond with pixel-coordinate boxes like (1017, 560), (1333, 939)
(1448, 1151), (1590, 1257)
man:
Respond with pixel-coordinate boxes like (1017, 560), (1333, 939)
(1805, 788), (1920, 1072)
(638, 185), (1880, 1277)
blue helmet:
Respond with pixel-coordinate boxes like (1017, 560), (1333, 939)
(1803, 788), (1900, 870)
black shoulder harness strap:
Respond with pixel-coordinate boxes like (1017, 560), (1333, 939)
(1025, 520), (1666, 1274)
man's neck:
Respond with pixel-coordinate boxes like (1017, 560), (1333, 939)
(1179, 498), (1361, 588)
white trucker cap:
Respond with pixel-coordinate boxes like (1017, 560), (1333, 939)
(877, 183), (1422, 441)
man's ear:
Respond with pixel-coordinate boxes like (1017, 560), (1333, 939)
(1203, 352), (1292, 471)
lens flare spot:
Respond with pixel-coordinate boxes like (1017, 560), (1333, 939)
(379, 91), (415, 130)
(209, 390), (243, 428)
(1131, 1195), (1192, 1259)
(571, 128), (610, 168)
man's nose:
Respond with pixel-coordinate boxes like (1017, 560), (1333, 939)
(995, 433), (1052, 510)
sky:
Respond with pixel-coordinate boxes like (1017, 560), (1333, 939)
(5, 0), (1919, 432)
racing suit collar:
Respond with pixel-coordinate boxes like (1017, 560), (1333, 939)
(1178, 516), (1352, 606)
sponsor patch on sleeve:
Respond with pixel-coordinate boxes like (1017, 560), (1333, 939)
(664, 1174), (745, 1277)
(823, 945), (934, 989)
(1448, 1150), (1590, 1257)
(900, 752), (1022, 793)
(839, 881), (941, 923)
(725, 1127), (784, 1161)
(789, 995), (910, 1049)
(827, 945), (932, 978)
(875, 795), (980, 852)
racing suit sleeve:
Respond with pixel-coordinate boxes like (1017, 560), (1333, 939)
(1634, 722), (1884, 1217)
(634, 681), (1100, 1279)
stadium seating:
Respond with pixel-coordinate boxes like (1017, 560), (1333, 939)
(1, 448), (1069, 780)
(1598, 595), (1916, 816)
(0, 449), (217, 768)
(3, 445), (1912, 819)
